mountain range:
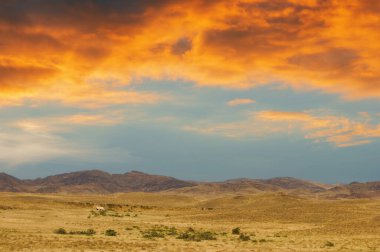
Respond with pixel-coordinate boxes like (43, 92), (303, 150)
(0, 170), (379, 198)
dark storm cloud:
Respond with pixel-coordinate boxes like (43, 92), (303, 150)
(0, 0), (176, 31)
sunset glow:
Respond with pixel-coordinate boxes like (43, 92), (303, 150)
(1, 0), (380, 182)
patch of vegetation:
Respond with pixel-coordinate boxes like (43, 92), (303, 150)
(239, 233), (250, 241)
(105, 229), (117, 236)
(187, 227), (195, 232)
(69, 229), (96, 236)
(232, 227), (240, 235)
(140, 205), (155, 210)
(201, 207), (214, 210)
(89, 209), (126, 218)
(141, 226), (178, 239)
(325, 241), (334, 247)
(177, 228), (217, 242)
(142, 230), (165, 239)
(55, 228), (96, 236)
(106, 210), (124, 217)
(54, 228), (67, 235)
(165, 227), (178, 236)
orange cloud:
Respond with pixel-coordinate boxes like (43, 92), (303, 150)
(227, 98), (256, 106)
(60, 114), (124, 126)
(1, 0), (380, 107)
(184, 110), (380, 147)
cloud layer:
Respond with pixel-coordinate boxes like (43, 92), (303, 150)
(1, 0), (380, 108)
(185, 110), (380, 147)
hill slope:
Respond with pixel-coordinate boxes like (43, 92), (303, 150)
(0, 170), (195, 193)
(0, 173), (27, 192)
(0, 170), (379, 198)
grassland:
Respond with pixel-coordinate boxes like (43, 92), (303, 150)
(0, 192), (379, 251)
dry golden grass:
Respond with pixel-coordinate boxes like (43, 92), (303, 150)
(0, 192), (379, 251)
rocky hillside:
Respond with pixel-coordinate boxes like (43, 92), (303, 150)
(0, 170), (379, 198)
(0, 170), (195, 193)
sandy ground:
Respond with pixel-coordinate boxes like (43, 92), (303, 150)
(0, 192), (379, 251)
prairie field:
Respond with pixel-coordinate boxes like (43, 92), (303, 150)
(0, 192), (379, 252)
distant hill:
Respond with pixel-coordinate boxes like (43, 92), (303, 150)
(0, 170), (195, 194)
(0, 170), (379, 198)
(321, 181), (380, 199)
(0, 173), (27, 192)
(167, 177), (328, 197)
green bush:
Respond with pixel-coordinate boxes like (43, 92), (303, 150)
(198, 231), (216, 240)
(177, 231), (200, 241)
(232, 227), (240, 235)
(54, 228), (67, 235)
(105, 229), (117, 236)
(165, 227), (178, 236)
(141, 226), (178, 239)
(177, 228), (217, 242)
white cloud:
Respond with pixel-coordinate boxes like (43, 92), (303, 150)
(0, 117), (131, 167)
(0, 128), (79, 167)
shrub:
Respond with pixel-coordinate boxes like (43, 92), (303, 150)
(166, 227), (178, 236)
(187, 227), (195, 232)
(177, 231), (200, 241)
(239, 233), (250, 241)
(141, 226), (178, 239)
(85, 229), (96, 235)
(232, 227), (240, 235)
(105, 229), (117, 236)
(177, 229), (217, 241)
(198, 231), (216, 240)
(90, 210), (106, 217)
(54, 228), (67, 235)
(325, 241), (334, 247)
(69, 229), (96, 235)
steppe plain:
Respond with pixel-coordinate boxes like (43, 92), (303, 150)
(0, 192), (379, 252)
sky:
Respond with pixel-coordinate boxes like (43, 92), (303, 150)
(1, 0), (380, 183)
